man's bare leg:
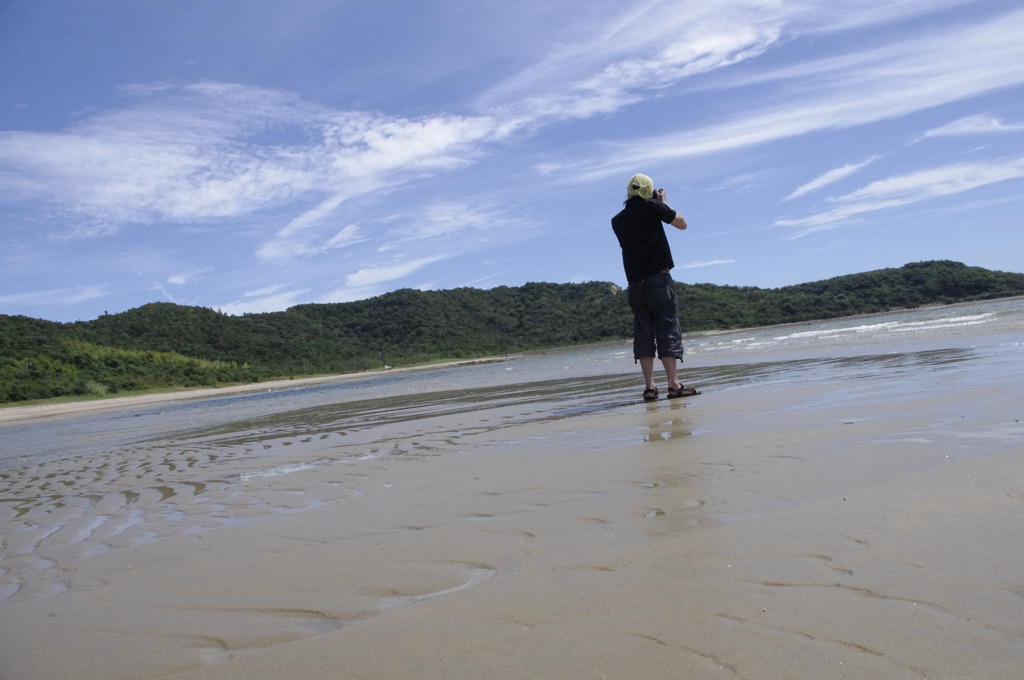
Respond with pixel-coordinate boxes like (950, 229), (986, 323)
(640, 356), (682, 392)
(639, 356), (656, 391)
(662, 356), (682, 391)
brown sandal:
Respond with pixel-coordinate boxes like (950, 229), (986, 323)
(667, 385), (700, 398)
(642, 387), (659, 402)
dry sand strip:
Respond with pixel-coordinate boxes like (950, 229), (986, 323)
(0, 357), (512, 424)
(2, 372), (1023, 680)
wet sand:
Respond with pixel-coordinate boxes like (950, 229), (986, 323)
(0, 357), (511, 424)
(2, 359), (1024, 679)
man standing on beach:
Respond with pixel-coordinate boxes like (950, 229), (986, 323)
(611, 173), (700, 402)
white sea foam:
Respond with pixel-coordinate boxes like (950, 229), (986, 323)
(778, 313), (994, 341)
(239, 463), (316, 481)
(688, 306), (1010, 360)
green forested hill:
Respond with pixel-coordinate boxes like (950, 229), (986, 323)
(2, 260), (1022, 403)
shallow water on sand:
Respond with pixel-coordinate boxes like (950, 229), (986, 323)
(1, 298), (1022, 605)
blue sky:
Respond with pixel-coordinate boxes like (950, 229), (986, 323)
(2, 0), (1024, 323)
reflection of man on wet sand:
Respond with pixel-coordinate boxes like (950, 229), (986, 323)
(611, 173), (700, 402)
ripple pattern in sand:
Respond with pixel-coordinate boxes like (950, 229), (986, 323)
(0, 374), (642, 605)
(0, 433), (375, 604)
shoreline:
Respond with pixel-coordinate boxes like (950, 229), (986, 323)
(685, 293), (1024, 339)
(0, 355), (516, 424)
(3, 295), (1020, 425)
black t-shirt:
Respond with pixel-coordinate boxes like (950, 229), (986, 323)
(611, 196), (679, 283)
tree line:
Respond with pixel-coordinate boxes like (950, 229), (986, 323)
(2, 260), (1022, 403)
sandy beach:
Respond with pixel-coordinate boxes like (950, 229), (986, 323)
(0, 356), (512, 424)
(3, 347), (1024, 679)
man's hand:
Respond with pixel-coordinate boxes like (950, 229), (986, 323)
(655, 188), (666, 202)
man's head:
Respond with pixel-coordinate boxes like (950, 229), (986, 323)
(627, 173), (654, 199)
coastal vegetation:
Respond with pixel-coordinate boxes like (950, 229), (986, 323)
(2, 260), (1022, 404)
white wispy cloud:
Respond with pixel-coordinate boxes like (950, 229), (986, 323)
(922, 114), (1024, 138)
(344, 256), (449, 288)
(476, 0), (971, 124)
(786, 156), (881, 200)
(0, 285), (108, 308)
(218, 287), (311, 316)
(150, 280), (180, 305)
(307, 255), (450, 308)
(305, 225), (369, 258)
(776, 155), (1024, 236)
(0, 84), (504, 242)
(5, 2), (1013, 243)
(681, 259), (736, 269)
(784, 0), (972, 33)
(478, 0), (972, 124)
(166, 269), (211, 286)
(554, 5), (1024, 180)
(478, 3), (783, 122)
(385, 202), (517, 248)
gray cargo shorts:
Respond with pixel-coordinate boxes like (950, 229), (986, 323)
(627, 271), (684, 361)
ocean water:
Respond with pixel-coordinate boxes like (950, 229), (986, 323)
(1, 297), (1022, 603)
